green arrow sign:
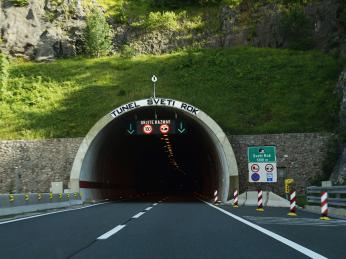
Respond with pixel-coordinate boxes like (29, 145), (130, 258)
(178, 122), (186, 134)
(127, 123), (135, 135)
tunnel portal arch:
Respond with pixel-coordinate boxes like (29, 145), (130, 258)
(70, 98), (239, 202)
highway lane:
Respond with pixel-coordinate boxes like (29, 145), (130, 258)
(72, 196), (313, 259)
(220, 205), (346, 259)
(0, 196), (336, 259)
(0, 199), (156, 259)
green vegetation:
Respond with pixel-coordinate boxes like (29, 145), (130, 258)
(0, 47), (340, 140)
(9, 0), (29, 7)
(84, 9), (112, 57)
(0, 53), (9, 97)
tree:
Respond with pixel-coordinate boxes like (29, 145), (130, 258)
(84, 9), (112, 58)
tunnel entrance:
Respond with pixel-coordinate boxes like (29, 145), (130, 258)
(70, 98), (238, 202)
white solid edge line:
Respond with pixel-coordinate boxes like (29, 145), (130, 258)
(0, 201), (110, 225)
(201, 200), (328, 259)
(145, 206), (153, 211)
(132, 212), (145, 219)
(97, 225), (126, 240)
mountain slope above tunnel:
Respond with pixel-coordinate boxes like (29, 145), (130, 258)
(0, 47), (341, 139)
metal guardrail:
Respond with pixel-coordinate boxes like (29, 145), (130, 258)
(307, 186), (346, 208)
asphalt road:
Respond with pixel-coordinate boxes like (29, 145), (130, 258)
(0, 196), (345, 259)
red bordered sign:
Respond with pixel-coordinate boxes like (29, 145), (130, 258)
(160, 124), (170, 134)
(143, 124), (153, 135)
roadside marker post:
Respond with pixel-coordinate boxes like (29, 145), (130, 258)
(9, 194), (14, 202)
(288, 191), (297, 216)
(233, 190), (239, 208)
(24, 194), (29, 201)
(256, 190), (264, 212)
(320, 192), (330, 220)
(213, 190), (218, 204)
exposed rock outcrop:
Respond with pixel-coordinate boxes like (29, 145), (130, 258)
(330, 69), (346, 185)
(111, 0), (344, 57)
(0, 0), (88, 61)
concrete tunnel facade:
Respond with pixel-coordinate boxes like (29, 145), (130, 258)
(70, 98), (239, 202)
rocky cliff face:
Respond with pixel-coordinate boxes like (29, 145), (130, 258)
(330, 69), (346, 185)
(1, 0), (344, 59)
(113, 0), (345, 57)
(0, 0), (88, 61)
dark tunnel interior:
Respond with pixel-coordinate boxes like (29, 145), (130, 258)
(80, 107), (223, 200)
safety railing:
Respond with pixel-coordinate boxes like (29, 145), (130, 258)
(307, 186), (346, 208)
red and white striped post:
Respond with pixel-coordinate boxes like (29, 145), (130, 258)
(288, 191), (297, 216)
(320, 191), (330, 220)
(256, 190), (264, 211)
(213, 190), (218, 204)
(233, 189), (239, 208)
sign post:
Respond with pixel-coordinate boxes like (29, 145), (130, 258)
(248, 146), (277, 183)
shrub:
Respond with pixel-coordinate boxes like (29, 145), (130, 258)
(84, 9), (112, 57)
(132, 11), (187, 31)
(151, 0), (222, 9)
(120, 44), (137, 58)
(0, 53), (9, 95)
(279, 6), (314, 50)
(9, 0), (29, 7)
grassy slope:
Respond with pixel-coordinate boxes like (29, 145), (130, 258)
(0, 47), (340, 139)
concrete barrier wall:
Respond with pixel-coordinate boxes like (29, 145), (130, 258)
(0, 193), (83, 217)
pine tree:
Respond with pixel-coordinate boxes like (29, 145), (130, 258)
(84, 9), (112, 58)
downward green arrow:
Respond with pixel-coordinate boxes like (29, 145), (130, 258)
(127, 124), (135, 135)
(178, 122), (186, 133)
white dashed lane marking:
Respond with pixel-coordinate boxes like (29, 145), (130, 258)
(132, 212), (145, 219)
(97, 225), (126, 240)
(145, 207), (153, 211)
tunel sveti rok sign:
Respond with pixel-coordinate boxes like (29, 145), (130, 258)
(110, 98), (199, 118)
(248, 146), (277, 183)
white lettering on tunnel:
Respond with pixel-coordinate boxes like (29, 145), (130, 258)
(110, 98), (200, 118)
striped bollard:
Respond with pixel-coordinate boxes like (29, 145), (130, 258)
(287, 191), (297, 216)
(213, 190), (218, 204)
(233, 190), (239, 208)
(320, 191), (330, 220)
(256, 190), (264, 212)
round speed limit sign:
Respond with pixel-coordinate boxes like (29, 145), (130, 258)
(160, 124), (170, 134)
(143, 124), (153, 135)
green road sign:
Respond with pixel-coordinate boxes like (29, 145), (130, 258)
(248, 146), (276, 163)
(248, 146), (277, 183)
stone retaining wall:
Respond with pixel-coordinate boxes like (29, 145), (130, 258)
(229, 133), (332, 195)
(0, 138), (82, 193)
(0, 133), (332, 195)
